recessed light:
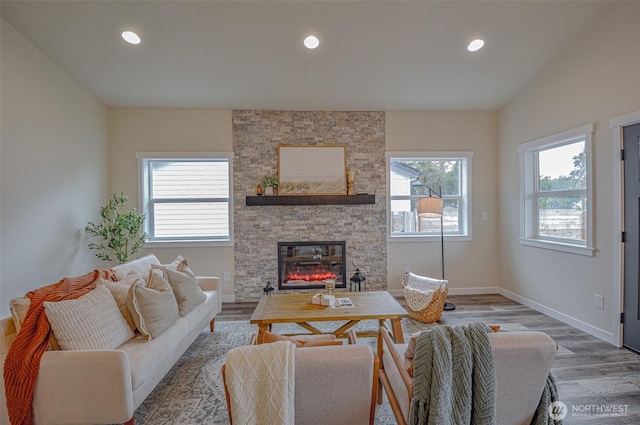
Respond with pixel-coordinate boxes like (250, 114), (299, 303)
(122, 31), (141, 45)
(304, 35), (320, 50)
(467, 39), (484, 52)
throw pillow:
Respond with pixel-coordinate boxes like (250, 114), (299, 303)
(404, 331), (421, 378)
(127, 268), (179, 340)
(152, 255), (196, 275)
(403, 326), (500, 377)
(101, 274), (144, 332)
(164, 268), (206, 316)
(9, 297), (60, 351)
(404, 332), (421, 359)
(9, 297), (30, 334)
(262, 332), (343, 348)
(302, 340), (343, 347)
(168, 255), (186, 270)
(151, 257), (206, 316)
(263, 332), (302, 347)
(111, 253), (161, 281)
(43, 284), (134, 351)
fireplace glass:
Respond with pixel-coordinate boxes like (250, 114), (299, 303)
(278, 241), (346, 290)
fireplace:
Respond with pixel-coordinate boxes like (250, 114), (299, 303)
(278, 241), (346, 290)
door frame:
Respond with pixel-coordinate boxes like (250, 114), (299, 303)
(610, 109), (640, 348)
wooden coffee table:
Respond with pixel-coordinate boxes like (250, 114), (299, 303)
(250, 291), (409, 344)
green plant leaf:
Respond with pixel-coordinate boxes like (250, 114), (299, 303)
(85, 193), (148, 264)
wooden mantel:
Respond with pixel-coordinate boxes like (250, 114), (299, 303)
(245, 194), (375, 206)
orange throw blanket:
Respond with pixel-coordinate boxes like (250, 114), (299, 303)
(3, 269), (116, 425)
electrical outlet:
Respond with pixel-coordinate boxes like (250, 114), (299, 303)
(223, 272), (230, 282)
(481, 211), (488, 221)
(403, 267), (410, 274)
(594, 294), (604, 309)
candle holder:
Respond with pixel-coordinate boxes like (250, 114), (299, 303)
(324, 279), (336, 295)
(347, 170), (355, 195)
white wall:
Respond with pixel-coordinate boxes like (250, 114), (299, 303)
(498, 1), (640, 342)
(108, 109), (235, 299)
(0, 19), (109, 318)
(386, 111), (500, 294)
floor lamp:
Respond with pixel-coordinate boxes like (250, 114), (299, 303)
(417, 188), (455, 311)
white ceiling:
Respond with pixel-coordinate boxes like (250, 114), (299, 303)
(1, 1), (615, 111)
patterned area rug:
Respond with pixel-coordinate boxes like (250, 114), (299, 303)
(133, 318), (529, 425)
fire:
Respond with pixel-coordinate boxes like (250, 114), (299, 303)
(286, 267), (337, 283)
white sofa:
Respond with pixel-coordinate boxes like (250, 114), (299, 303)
(0, 254), (222, 425)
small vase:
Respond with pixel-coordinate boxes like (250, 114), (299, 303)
(264, 186), (274, 196)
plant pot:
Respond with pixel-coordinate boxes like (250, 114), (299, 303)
(264, 186), (274, 196)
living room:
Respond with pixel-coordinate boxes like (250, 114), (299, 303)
(1, 0), (639, 423)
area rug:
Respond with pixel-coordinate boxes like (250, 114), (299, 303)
(133, 318), (530, 425)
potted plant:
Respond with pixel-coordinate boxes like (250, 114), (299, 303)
(85, 193), (148, 264)
(260, 175), (279, 196)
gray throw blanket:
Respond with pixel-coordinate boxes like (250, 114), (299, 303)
(408, 323), (496, 425)
(532, 373), (563, 425)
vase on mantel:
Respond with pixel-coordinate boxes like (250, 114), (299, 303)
(264, 186), (274, 196)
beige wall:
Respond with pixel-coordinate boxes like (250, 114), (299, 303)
(386, 111), (500, 294)
(0, 19), (109, 318)
(498, 1), (640, 341)
(4, 2), (636, 344)
(108, 110), (500, 300)
(108, 109), (235, 298)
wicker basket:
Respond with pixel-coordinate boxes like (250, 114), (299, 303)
(402, 278), (448, 323)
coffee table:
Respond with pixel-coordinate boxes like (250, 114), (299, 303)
(250, 291), (409, 344)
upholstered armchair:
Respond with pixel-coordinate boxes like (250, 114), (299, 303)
(223, 331), (379, 425)
(377, 327), (557, 425)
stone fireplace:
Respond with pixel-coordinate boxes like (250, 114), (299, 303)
(278, 241), (346, 290)
(233, 110), (387, 301)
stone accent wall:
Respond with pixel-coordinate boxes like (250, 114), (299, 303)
(233, 110), (386, 301)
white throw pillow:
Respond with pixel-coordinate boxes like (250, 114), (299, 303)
(164, 268), (206, 316)
(9, 297), (30, 334)
(101, 273), (144, 332)
(152, 257), (206, 316)
(10, 297), (61, 351)
(126, 268), (179, 340)
(164, 255), (185, 271)
(44, 284), (134, 351)
(111, 253), (161, 281)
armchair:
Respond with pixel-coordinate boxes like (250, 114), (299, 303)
(223, 331), (379, 425)
(377, 327), (557, 425)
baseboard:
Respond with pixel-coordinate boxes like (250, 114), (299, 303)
(499, 288), (615, 345)
(390, 286), (616, 345)
(387, 286), (500, 298)
(221, 295), (236, 303)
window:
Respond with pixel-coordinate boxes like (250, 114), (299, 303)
(387, 152), (473, 240)
(136, 152), (233, 245)
(518, 124), (593, 255)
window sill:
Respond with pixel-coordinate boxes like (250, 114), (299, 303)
(519, 238), (594, 256)
(144, 240), (234, 248)
(388, 234), (472, 243)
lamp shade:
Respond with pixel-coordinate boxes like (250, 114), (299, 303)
(417, 196), (443, 218)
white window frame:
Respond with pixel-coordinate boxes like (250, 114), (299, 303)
(518, 124), (594, 256)
(136, 152), (234, 247)
(386, 151), (473, 242)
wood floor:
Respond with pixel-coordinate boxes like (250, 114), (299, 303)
(218, 294), (640, 424)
